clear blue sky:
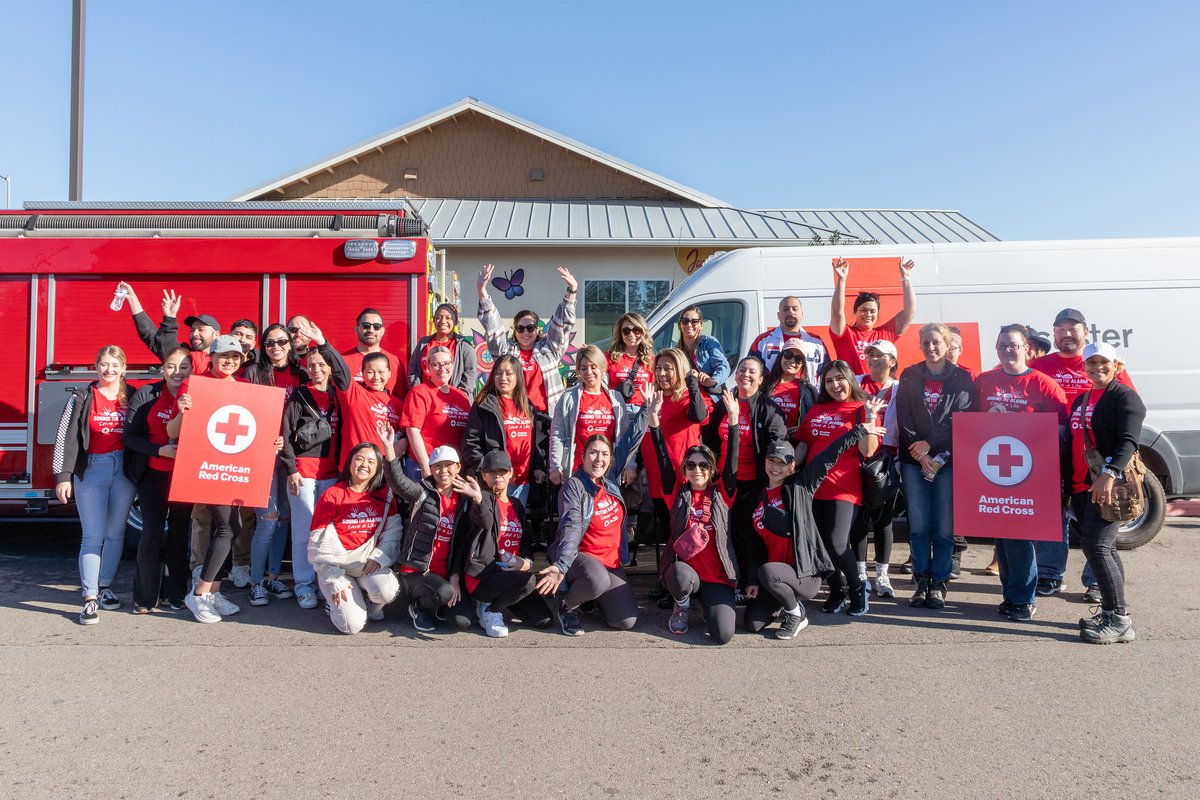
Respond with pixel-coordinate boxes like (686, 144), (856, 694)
(2, 0), (1197, 240)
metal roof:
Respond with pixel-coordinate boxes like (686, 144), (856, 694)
(229, 97), (727, 208)
(407, 199), (997, 246)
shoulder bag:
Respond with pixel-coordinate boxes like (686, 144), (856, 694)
(859, 405), (898, 510)
(293, 386), (333, 451)
(1081, 391), (1146, 523)
(672, 489), (712, 561)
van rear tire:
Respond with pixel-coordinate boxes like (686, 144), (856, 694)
(1115, 471), (1166, 550)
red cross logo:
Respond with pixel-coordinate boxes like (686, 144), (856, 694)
(206, 404), (258, 455)
(214, 413), (250, 447)
(986, 443), (1024, 478)
(978, 436), (1032, 487)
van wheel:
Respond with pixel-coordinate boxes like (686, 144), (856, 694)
(1116, 472), (1166, 550)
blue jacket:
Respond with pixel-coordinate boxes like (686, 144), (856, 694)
(683, 334), (730, 395)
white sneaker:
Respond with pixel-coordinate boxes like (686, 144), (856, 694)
(248, 582), (269, 607)
(477, 602), (509, 638)
(229, 565), (253, 588)
(875, 573), (895, 598)
(296, 590), (319, 609)
(184, 593), (222, 623)
(210, 592), (241, 616)
(367, 601), (386, 622)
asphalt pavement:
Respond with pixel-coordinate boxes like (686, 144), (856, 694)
(1, 518), (1197, 799)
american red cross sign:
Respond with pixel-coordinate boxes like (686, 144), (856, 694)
(952, 413), (1061, 542)
(168, 376), (285, 507)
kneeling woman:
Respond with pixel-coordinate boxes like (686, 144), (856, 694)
(651, 389), (740, 643)
(744, 404), (885, 639)
(463, 451), (554, 637)
(307, 442), (404, 635)
(539, 391), (653, 635)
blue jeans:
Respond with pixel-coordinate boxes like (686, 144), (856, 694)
(74, 451), (137, 598)
(996, 538), (1038, 604)
(1035, 510), (1097, 587)
(286, 475), (336, 596)
(901, 463), (955, 581)
(251, 463), (291, 581)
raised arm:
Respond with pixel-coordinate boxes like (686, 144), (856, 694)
(539, 267), (579, 360)
(718, 389), (740, 498)
(829, 258), (849, 336)
(476, 265), (511, 358)
(794, 424), (869, 492)
(893, 258), (916, 336)
(684, 372), (709, 424)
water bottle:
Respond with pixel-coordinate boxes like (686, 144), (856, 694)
(498, 549), (521, 569)
(110, 284), (128, 312)
(924, 452), (949, 482)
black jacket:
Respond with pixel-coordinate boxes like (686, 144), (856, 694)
(1071, 380), (1145, 471)
(460, 394), (550, 477)
(279, 384), (342, 476)
(122, 380), (174, 485)
(51, 382), (104, 483)
(463, 491), (534, 585)
(389, 462), (473, 576)
(895, 361), (976, 466)
(746, 425), (869, 581)
(702, 390), (787, 481)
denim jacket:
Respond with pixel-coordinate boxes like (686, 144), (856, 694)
(684, 334), (731, 395)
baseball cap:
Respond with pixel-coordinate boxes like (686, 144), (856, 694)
(1082, 342), (1118, 363)
(479, 450), (513, 473)
(1054, 308), (1086, 325)
(864, 340), (899, 360)
(209, 334), (243, 355)
(780, 338), (806, 353)
(765, 441), (795, 464)
(1030, 333), (1052, 353)
(428, 446), (460, 466)
(185, 313), (221, 330)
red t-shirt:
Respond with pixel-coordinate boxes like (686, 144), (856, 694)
(1032, 352), (1136, 404)
(753, 486), (795, 566)
(923, 379), (945, 414)
(735, 399), (756, 480)
(146, 383), (182, 472)
(518, 348), (546, 412)
(87, 388), (126, 455)
(858, 377), (897, 418)
(417, 337), (457, 384)
(580, 486), (623, 569)
(572, 391), (617, 471)
(770, 380), (804, 434)
(498, 396), (533, 486)
(295, 388), (340, 480)
(1069, 393), (1101, 494)
(336, 380), (404, 469)
(271, 365), (304, 398)
(340, 347), (402, 395)
(799, 400), (864, 503)
(188, 350), (211, 375)
(975, 368), (1069, 422)
(310, 483), (391, 552)
(465, 497), (524, 593)
(607, 352), (654, 408)
(399, 382), (471, 457)
(641, 390), (711, 500)
(683, 489), (733, 587)
(830, 316), (899, 374)
(428, 492), (458, 579)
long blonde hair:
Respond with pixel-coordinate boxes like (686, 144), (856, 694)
(654, 348), (690, 402)
(607, 312), (654, 368)
(95, 345), (129, 407)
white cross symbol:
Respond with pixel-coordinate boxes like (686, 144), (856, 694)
(978, 435), (1033, 487)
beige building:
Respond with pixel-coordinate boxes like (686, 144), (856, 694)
(233, 97), (996, 343)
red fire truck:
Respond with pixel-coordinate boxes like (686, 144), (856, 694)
(0, 202), (431, 518)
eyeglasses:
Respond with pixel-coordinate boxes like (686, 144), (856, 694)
(431, 362), (453, 370)
(996, 343), (1025, 352)
(359, 322), (383, 331)
(680, 318), (702, 326)
(515, 323), (538, 333)
(781, 352), (804, 362)
(263, 338), (289, 348)
(621, 327), (642, 336)
(684, 461), (712, 471)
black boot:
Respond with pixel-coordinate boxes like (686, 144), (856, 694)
(926, 579), (947, 609)
(910, 575), (930, 607)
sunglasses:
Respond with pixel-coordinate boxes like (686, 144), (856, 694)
(621, 326), (643, 336)
(515, 323), (539, 333)
(359, 322), (384, 331)
(263, 338), (289, 348)
(680, 317), (702, 326)
(684, 461), (712, 471)
(781, 352), (804, 361)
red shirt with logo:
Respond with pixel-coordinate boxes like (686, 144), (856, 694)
(1032, 352), (1136, 404)
(923, 379), (945, 414)
(1069, 393), (1102, 494)
(518, 348), (546, 412)
(146, 383), (183, 472)
(310, 483), (391, 552)
(295, 388), (340, 480)
(683, 488), (732, 586)
(975, 368), (1069, 422)
(572, 391), (617, 471)
(753, 486), (795, 566)
(799, 400), (864, 503)
(88, 388), (126, 455)
(607, 352), (653, 408)
(399, 491), (458, 579)
(399, 382), (471, 458)
(465, 497), (524, 593)
(770, 380), (805, 435)
(641, 390), (712, 500)
(340, 347), (402, 395)
(417, 337), (458, 384)
(336, 381), (404, 469)
(499, 396), (534, 486)
(726, 398), (757, 480)
(580, 485), (623, 569)
(830, 317), (899, 374)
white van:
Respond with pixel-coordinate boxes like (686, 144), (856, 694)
(645, 237), (1200, 547)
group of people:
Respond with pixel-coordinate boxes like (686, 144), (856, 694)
(53, 259), (1143, 645)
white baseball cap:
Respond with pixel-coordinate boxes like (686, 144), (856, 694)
(428, 446), (460, 465)
(864, 340), (899, 360)
(1082, 342), (1118, 363)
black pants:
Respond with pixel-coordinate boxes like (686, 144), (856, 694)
(662, 562), (737, 644)
(134, 469), (192, 609)
(564, 554), (637, 630)
(812, 499), (863, 593)
(744, 562), (822, 632)
(471, 569), (553, 626)
(729, 479), (762, 590)
(1071, 492), (1128, 613)
(851, 494), (895, 564)
(199, 503), (242, 584)
(398, 572), (473, 630)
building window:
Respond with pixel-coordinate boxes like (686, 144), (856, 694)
(583, 279), (672, 344)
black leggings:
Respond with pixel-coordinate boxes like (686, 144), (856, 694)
(1071, 492), (1128, 613)
(812, 499), (863, 593)
(744, 562), (822, 632)
(662, 562), (737, 644)
(851, 495), (895, 564)
(564, 554), (637, 630)
(199, 503), (241, 584)
(398, 572), (473, 630)
(729, 479), (763, 589)
(471, 570), (553, 626)
(134, 469), (192, 609)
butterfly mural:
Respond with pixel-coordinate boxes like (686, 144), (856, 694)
(491, 269), (525, 300)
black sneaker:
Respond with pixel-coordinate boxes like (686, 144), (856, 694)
(1083, 584), (1102, 603)
(910, 576), (929, 607)
(579, 600), (597, 615)
(899, 557), (913, 575)
(656, 594), (675, 610)
(734, 591), (748, 608)
(408, 603), (436, 632)
(1007, 602), (1037, 622)
(79, 599), (99, 625)
(98, 587), (121, 610)
(1079, 607), (1105, 630)
(775, 610), (808, 639)
(1080, 611), (1135, 644)
(822, 589), (848, 614)
(648, 584), (669, 601)
(997, 599), (1014, 616)
(1036, 579), (1062, 597)
(925, 580), (947, 610)
(558, 601), (584, 636)
(848, 584), (870, 617)
(948, 554), (962, 580)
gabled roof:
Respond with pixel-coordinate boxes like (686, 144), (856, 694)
(230, 97), (727, 207)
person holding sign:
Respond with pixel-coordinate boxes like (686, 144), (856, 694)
(828, 258), (917, 374)
(974, 324), (1069, 622)
(1070, 343), (1145, 644)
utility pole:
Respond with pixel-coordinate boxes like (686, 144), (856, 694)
(0, 175), (10, 209)
(69, 0), (86, 201)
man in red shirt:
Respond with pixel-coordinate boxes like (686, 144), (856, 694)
(828, 257), (916, 374)
(1031, 308), (1136, 598)
(341, 307), (405, 397)
(748, 296), (828, 386)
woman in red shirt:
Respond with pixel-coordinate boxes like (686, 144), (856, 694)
(605, 312), (655, 411)
(853, 340), (901, 597)
(461, 354), (548, 506)
(53, 345), (137, 624)
(764, 338), (817, 443)
(796, 360), (881, 617)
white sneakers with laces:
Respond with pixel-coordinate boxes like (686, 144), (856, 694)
(477, 602), (509, 638)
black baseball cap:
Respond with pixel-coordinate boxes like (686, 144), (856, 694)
(766, 442), (795, 464)
(1053, 308), (1086, 325)
(184, 313), (221, 330)
(479, 451), (513, 473)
